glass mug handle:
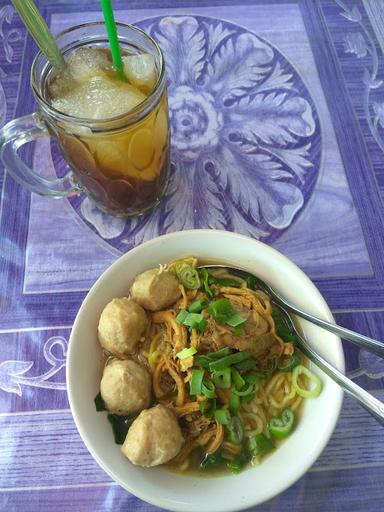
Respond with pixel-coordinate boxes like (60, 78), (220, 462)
(0, 112), (81, 197)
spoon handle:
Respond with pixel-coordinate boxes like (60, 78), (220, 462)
(276, 296), (384, 358)
(297, 335), (384, 426)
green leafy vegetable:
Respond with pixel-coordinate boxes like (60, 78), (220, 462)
(200, 268), (214, 297)
(209, 298), (236, 324)
(272, 307), (300, 344)
(248, 433), (274, 458)
(200, 452), (224, 469)
(94, 392), (106, 411)
(246, 276), (256, 290)
(107, 414), (134, 445)
(278, 354), (301, 372)
(209, 298), (246, 328)
(227, 453), (250, 474)
(209, 275), (242, 287)
(212, 368), (231, 389)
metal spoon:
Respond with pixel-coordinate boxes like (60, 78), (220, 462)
(203, 265), (384, 358)
(276, 302), (384, 426)
(203, 265), (384, 425)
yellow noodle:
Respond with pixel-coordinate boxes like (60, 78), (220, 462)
(134, 264), (312, 472)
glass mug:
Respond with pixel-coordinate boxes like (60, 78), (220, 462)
(0, 22), (170, 217)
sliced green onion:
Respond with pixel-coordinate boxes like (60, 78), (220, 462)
(229, 390), (240, 414)
(292, 365), (322, 398)
(94, 392), (106, 412)
(246, 275), (256, 290)
(227, 453), (250, 474)
(248, 433), (274, 457)
(175, 260), (200, 290)
(214, 407), (231, 425)
(175, 309), (189, 323)
(235, 358), (257, 372)
(190, 369), (205, 395)
(188, 298), (207, 314)
(209, 350), (251, 372)
(202, 379), (216, 399)
(176, 311), (207, 334)
(265, 356), (277, 376)
(227, 313), (247, 327)
(209, 298), (236, 324)
(212, 368), (231, 389)
(234, 325), (244, 337)
(183, 313), (205, 329)
(194, 355), (211, 368)
(272, 307), (300, 344)
(268, 409), (295, 439)
(199, 398), (216, 418)
(176, 346), (197, 360)
(231, 368), (245, 390)
(241, 392), (256, 403)
(206, 347), (232, 359)
(194, 318), (208, 334)
(200, 451), (224, 469)
(226, 415), (244, 444)
(278, 354), (301, 372)
(243, 373), (259, 386)
(233, 383), (255, 397)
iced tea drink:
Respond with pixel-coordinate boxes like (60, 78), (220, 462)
(41, 25), (169, 216)
(0, 23), (169, 215)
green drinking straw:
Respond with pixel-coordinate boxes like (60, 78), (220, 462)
(100, 0), (126, 81)
(11, 0), (65, 71)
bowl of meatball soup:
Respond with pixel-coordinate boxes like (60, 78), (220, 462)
(67, 230), (344, 512)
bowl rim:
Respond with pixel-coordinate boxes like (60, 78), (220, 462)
(67, 229), (345, 511)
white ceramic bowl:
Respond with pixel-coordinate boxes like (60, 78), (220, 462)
(67, 230), (344, 512)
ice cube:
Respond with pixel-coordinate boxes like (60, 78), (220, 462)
(48, 65), (74, 98)
(67, 47), (112, 82)
(123, 53), (157, 93)
(51, 75), (146, 120)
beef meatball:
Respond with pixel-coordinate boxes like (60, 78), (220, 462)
(98, 298), (148, 356)
(121, 404), (184, 466)
(130, 268), (181, 311)
(100, 358), (151, 415)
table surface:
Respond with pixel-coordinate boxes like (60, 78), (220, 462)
(1, 0), (384, 510)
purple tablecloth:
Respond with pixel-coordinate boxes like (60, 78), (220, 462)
(1, 0), (384, 510)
